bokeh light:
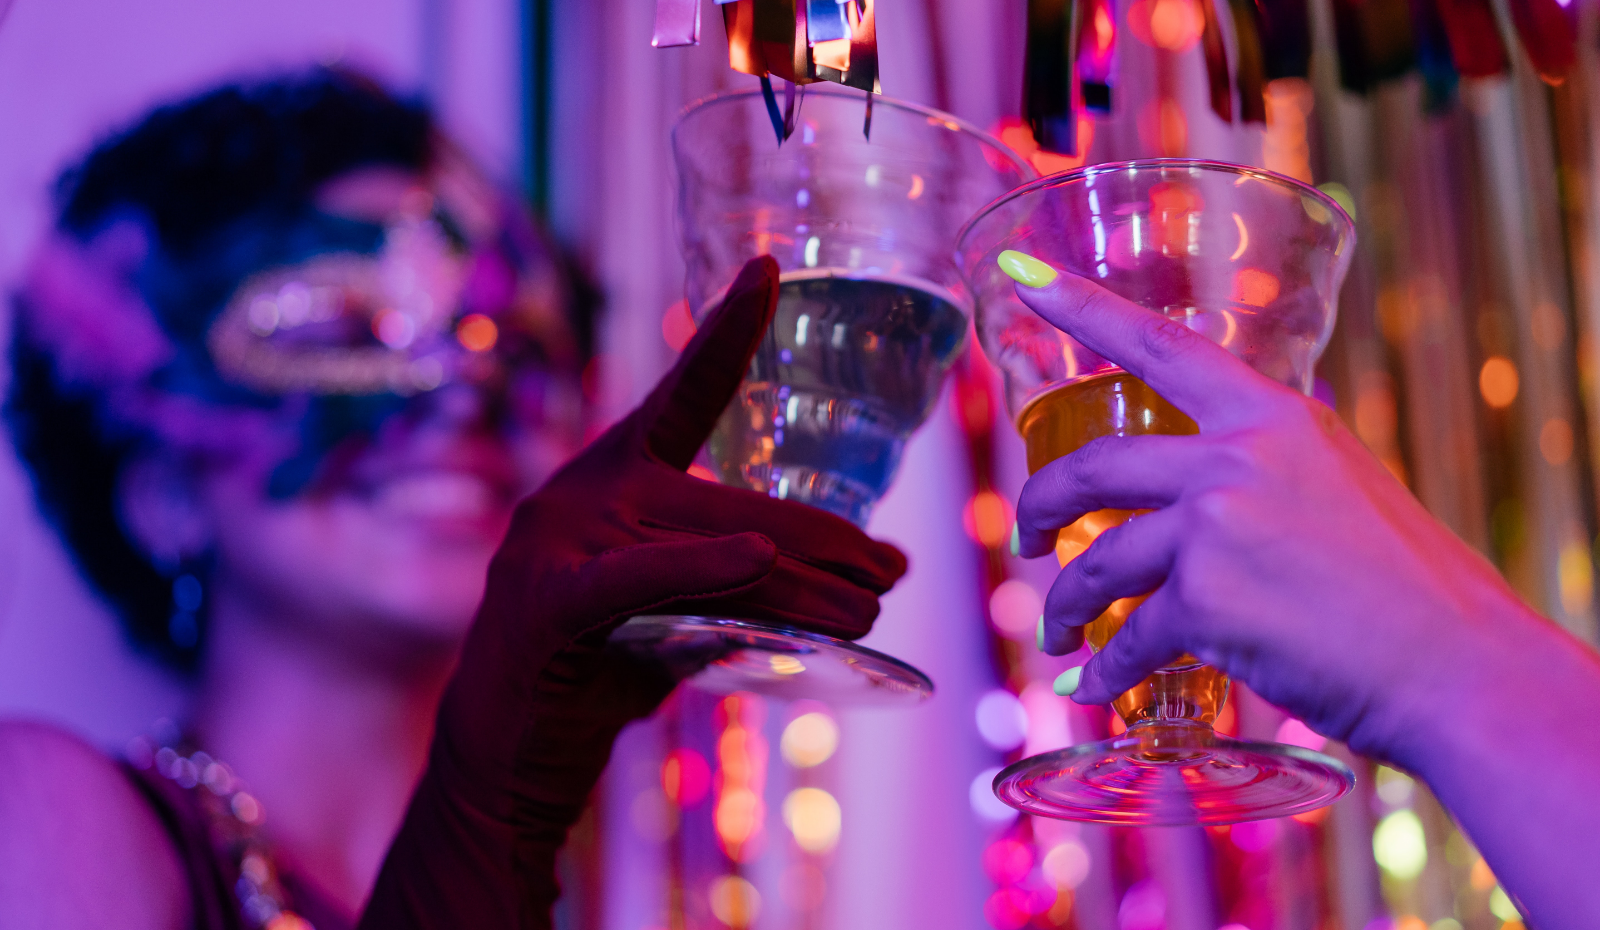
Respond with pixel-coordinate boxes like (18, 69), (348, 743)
(1489, 886), (1522, 921)
(716, 787), (764, 855)
(708, 875), (762, 929)
(1232, 268), (1282, 307)
(1041, 840), (1091, 888)
(964, 490), (1014, 548)
(661, 748), (711, 807)
(1559, 540), (1594, 616)
(1230, 817), (1280, 853)
(971, 768), (1018, 824)
(455, 313), (498, 352)
(983, 888), (1034, 930)
(783, 787), (842, 853)
(1274, 718), (1327, 752)
(988, 579), (1043, 637)
(1540, 417), (1574, 466)
(780, 711), (839, 768)
(1479, 356), (1519, 408)
(1119, 879), (1166, 930)
(1126, 0), (1202, 50)
(662, 298), (696, 350)
(1374, 766), (1415, 808)
(1373, 809), (1428, 879)
(975, 689), (1029, 751)
(373, 308), (416, 349)
(981, 838), (1034, 885)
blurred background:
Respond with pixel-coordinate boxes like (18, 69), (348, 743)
(0, 0), (1587, 928)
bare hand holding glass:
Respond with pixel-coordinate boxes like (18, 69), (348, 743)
(1007, 260), (1600, 930)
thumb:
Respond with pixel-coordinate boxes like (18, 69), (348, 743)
(564, 532), (779, 628)
(639, 256), (780, 469)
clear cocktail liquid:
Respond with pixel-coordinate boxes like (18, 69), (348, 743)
(706, 271), (967, 526)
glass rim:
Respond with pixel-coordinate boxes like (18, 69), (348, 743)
(956, 157), (1356, 254)
(672, 85), (1035, 178)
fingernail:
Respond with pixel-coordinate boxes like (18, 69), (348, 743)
(1035, 615), (1046, 651)
(1009, 523), (1020, 557)
(1052, 666), (1082, 696)
(997, 250), (1059, 288)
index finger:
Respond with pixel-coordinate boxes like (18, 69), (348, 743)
(998, 251), (1277, 426)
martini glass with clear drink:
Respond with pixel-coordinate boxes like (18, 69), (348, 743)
(609, 87), (1034, 705)
(957, 159), (1357, 823)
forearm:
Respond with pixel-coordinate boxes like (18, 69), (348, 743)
(1404, 610), (1600, 930)
(356, 750), (526, 930)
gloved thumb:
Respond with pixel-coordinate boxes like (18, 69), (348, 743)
(564, 532), (780, 630)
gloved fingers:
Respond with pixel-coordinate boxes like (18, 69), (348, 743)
(639, 256), (781, 470)
(560, 531), (780, 630)
(688, 554), (887, 640)
(646, 471), (908, 592)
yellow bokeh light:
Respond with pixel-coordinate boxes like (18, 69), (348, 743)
(1041, 841), (1091, 889)
(1559, 541), (1594, 616)
(1373, 809), (1428, 880)
(1489, 886), (1522, 921)
(769, 654), (806, 676)
(1479, 356), (1519, 408)
(715, 787), (763, 849)
(781, 712), (839, 768)
(709, 875), (762, 929)
(783, 787), (842, 854)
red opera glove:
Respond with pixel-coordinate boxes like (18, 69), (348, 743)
(357, 256), (907, 928)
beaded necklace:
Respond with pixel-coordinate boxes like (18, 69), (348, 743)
(127, 733), (315, 930)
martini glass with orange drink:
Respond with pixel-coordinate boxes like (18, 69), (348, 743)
(957, 160), (1357, 824)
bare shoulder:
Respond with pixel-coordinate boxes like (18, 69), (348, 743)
(0, 719), (189, 929)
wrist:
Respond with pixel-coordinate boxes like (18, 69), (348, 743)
(1395, 595), (1600, 782)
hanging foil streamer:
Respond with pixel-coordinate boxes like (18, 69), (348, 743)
(652, 0), (703, 47)
(1409, 0), (1461, 110)
(1330, 0), (1416, 93)
(753, 0), (811, 84)
(720, 0), (878, 90)
(1198, 0), (1233, 122)
(1076, 0), (1116, 114)
(1504, 0), (1575, 84)
(1431, 0), (1508, 78)
(724, 0), (771, 74)
(1258, 0), (1312, 80)
(1024, 0), (1081, 154)
(1227, 0), (1269, 122)
(842, 0), (880, 91)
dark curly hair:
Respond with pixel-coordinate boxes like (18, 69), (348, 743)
(6, 69), (590, 672)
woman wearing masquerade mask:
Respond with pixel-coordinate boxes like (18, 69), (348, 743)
(0, 70), (906, 929)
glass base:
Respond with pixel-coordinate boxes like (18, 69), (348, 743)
(609, 615), (934, 706)
(993, 722), (1354, 825)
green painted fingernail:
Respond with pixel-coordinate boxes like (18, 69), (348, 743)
(1009, 524), (1020, 557)
(1053, 666), (1082, 696)
(998, 250), (1059, 288)
(1035, 615), (1046, 651)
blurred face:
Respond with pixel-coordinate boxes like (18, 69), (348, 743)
(140, 165), (582, 654)
(197, 383), (570, 652)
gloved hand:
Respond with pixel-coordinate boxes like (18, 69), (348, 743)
(358, 256), (907, 929)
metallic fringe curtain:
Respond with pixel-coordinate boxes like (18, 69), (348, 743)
(548, 0), (1597, 926)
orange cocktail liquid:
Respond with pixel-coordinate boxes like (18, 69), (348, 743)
(1018, 372), (1230, 728)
